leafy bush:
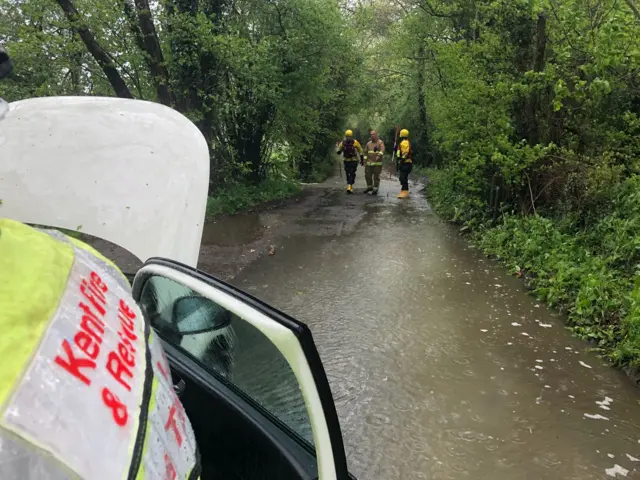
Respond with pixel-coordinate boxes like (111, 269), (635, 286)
(426, 167), (489, 229)
(478, 215), (631, 359)
(352, 0), (640, 373)
(205, 177), (301, 219)
(428, 165), (640, 369)
(577, 176), (640, 275)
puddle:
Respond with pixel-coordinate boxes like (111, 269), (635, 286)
(201, 212), (264, 246)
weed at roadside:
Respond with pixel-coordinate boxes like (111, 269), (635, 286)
(206, 178), (301, 219)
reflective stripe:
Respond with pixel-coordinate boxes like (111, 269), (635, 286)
(136, 331), (199, 480)
(0, 219), (74, 407)
(1, 249), (147, 479)
(367, 162), (383, 166)
(0, 221), (198, 479)
(0, 427), (73, 479)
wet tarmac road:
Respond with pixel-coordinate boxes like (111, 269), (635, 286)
(228, 168), (640, 479)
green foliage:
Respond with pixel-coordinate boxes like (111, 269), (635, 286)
(205, 177), (300, 219)
(404, 0), (640, 372)
(478, 215), (629, 358)
(576, 176), (640, 275)
(429, 166), (640, 367)
(616, 277), (640, 367)
(349, 0), (639, 214)
(1, 0), (359, 187)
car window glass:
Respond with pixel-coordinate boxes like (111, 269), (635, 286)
(138, 275), (314, 447)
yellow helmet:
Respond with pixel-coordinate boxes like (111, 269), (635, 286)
(400, 129), (409, 138)
(345, 129), (353, 137)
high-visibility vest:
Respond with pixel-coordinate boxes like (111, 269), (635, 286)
(364, 139), (385, 166)
(397, 139), (413, 163)
(0, 218), (200, 480)
(338, 138), (363, 160)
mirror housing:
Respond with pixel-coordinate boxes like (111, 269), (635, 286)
(172, 295), (231, 334)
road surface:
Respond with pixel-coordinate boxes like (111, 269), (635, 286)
(86, 164), (640, 478)
(228, 166), (640, 479)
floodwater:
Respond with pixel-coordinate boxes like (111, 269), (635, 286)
(227, 171), (640, 479)
(201, 212), (264, 246)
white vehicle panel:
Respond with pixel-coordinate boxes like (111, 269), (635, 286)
(0, 96), (209, 267)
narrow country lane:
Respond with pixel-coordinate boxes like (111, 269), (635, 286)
(226, 167), (640, 479)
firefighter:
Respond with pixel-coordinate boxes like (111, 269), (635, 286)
(336, 129), (364, 194)
(395, 128), (413, 199)
(0, 218), (200, 479)
(363, 130), (385, 195)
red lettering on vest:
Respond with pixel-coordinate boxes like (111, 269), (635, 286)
(164, 454), (177, 480)
(54, 273), (108, 385)
(156, 360), (169, 381)
(174, 395), (187, 433)
(105, 295), (141, 392)
(74, 331), (99, 360)
(105, 351), (132, 391)
(119, 320), (137, 341)
(102, 387), (128, 427)
(119, 299), (137, 320)
(55, 339), (96, 386)
(79, 302), (105, 344)
(87, 278), (106, 305)
(118, 341), (135, 367)
(164, 404), (183, 447)
(90, 271), (108, 293)
(81, 280), (106, 316)
(118, 330), (136, 353)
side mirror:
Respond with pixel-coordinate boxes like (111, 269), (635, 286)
(172, 295), (231, 334)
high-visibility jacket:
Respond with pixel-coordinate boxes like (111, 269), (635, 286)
(337, 138), (363, 161)
(0, 218), (200, 480)
(396, 139), (413, 163)
(364, 139), (385, 166)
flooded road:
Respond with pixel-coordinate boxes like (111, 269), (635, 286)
(227, 170), (640, 479)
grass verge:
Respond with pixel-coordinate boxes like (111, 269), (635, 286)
(425, 168), (640, 376)
(206, 177), (301, 220)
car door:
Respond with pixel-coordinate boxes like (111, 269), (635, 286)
(132, 257), (353, 480)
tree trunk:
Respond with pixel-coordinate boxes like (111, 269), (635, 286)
(533, 13), (547, 73)
(68, 30), (82, 94)
(55, 0), (134, 98)
(132, 0), (173, 105)
(417, 42), (430, 165)
(624, 0), (640, 21)
(527, 12), (547, 145)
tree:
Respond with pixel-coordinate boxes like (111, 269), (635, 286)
(348, 0), (639, 219)
(1, 0), (360, 189)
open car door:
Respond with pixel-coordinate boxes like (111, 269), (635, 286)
(0, 76), (353, 479)
(132, 258), (352, 480)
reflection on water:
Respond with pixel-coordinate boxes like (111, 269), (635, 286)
(229, 185), (640, 479)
